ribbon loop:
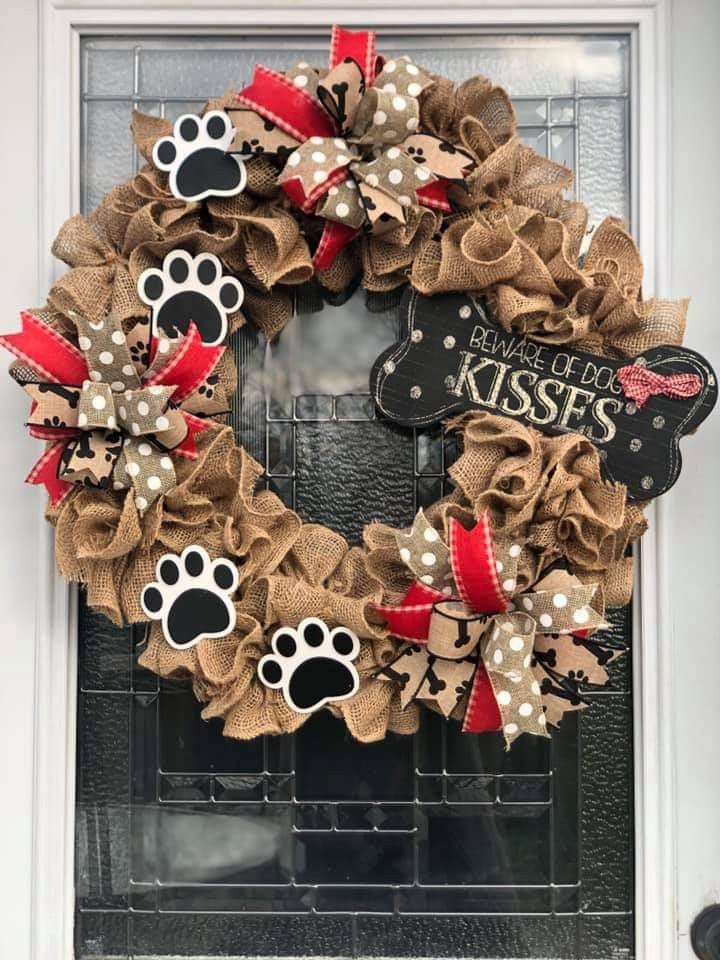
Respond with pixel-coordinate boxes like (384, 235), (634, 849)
(617, 362), (703, 409)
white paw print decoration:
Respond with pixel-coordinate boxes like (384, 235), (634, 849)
(152, 110), (247, 202)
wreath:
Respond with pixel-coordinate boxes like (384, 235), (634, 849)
(3, 26), (715, 749)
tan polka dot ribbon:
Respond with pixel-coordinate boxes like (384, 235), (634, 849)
(7, 309), (222, 511)
(233, 26), (474, 268)
(378, 511), (607, 748)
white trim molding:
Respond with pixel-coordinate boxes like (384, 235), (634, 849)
(33, 3), (676, 960)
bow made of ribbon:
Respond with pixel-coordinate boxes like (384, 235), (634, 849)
(232, 25), (473, 269)
(617, 362), (703, 410)
(376, 511), (607, 747)
(1, 311), (222, 511)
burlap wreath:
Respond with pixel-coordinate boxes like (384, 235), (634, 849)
(10, 32), (692, 744)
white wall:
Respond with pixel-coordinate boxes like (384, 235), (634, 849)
(0, 1), (42, 959)
(669, 0), (720, 950)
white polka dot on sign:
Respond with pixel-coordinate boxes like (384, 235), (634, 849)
(496, 560), (504, 573)
(509, 544), (521, 558)
(78, 412), (88, 427)
(443, 335), (456, 349)
(91, 394), (106, 410)
(388, 168), (403, 185)
(382, 82), (397, 94)
(420, 574), (434, 585)
(410, 329), (423, 344)
(99, 351), (113, 365)
(335, 202), (350, 218)
(398, 195), (412, 206)
(365, 173), (379, 187)
(504, 722), (518, 736)
(510, 635), (524, 651)
(122, 364), (134, 377)
(118, 405), (127, 419)
(539, 613), (553, 629)
(518, 702), (532, 717)
(573, 607), (590, 625)
(78, 336), (91, 351)
(553, 593), (568, 608)
(89, 320), (105, 331)
(107, 415), (117, 430)
(373, 110), (387, 126)
(89, 370), (102, 382)
(423, 527), (439, 543)
(311, 150), (326, 163)
(293, 74), (308, 88)
(313, 169), (328, 184)
(406, 117), (419, 131)
(383, 129), (398, 141)
(522, 596), (533, 611)
(137, 400), (150, 416)
(392, 95), (407, 111)
(155, 416), (169, 431)
(149, 386), (164, 396)
(138, 443), (152, 456)
(147, 475), (162, 491)
(111, 381), (125, 392)
(334, 138), (347, 150)
(406, 63), (419, 76)
(384, 60), (397, 73)
(459, 305), (471, 318)
(531, 681), (541, 696)
(421, 552), (436, 566)
(407, 82), (422, 98)
(493, 648), (503, 665)
(503, 578), (515, 593)
(135, 496), (148, 511)
(126, 461), (140, 477)
(415, 165), (430, 181)
(287, 152), (301, 167)
(310, 136), (324, 145)
(131, 423), (141, 436)
(111, 330), (125, 345)
(158, 339), (170, 354)
(160, 456), (173, 470)
(497, 690), (511, 706)
(538, 713), (547, 727)
(399, 547), (411, 562)
(386, 147), (401, 160)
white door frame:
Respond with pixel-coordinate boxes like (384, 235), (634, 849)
(5, 1), (687, 958)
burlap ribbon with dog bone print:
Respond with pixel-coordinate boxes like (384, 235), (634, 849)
(231, 26), (473, 269)
(377, 510), (606, 747)
(1, 311), (222, 511)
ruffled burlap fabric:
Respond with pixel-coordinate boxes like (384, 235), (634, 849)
(132, 413), (645, 744)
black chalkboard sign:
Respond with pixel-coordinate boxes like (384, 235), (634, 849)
(370, 290), (717, 500)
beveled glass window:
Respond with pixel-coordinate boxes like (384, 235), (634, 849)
(76, 32), (633, 959)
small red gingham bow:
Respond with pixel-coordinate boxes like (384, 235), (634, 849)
(616, 363), (702, 409)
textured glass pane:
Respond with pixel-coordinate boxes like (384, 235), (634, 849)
(76, 31), (633, 960)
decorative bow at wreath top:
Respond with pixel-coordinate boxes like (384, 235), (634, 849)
(233, 25), (474, 269)
(376, 511), (607, 748)
(0, 312), (222, 511)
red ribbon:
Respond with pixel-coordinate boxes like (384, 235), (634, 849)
(0, 311), (89, 386)
(146, 323), (224, 403)
(617, 363), (702, 410)
(376, 513), (508, 734)
(25, 441), (73, 506)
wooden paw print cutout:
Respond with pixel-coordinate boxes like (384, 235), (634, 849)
(370, 290), (717, 500)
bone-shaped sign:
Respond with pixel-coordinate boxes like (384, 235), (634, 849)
(370, 290), (717, 500)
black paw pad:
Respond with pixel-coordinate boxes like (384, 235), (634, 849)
(258, 617), (360, 713)
(137, 249), (243, 346)
(152, 110), (246, 202)
(141, 545), (238, 649)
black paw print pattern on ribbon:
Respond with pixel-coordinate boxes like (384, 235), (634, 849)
(152, 111), (247, 202)
(141, 545), (239, 650)
(258, 617), (360, 713)
(138, 250), (244, 346)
